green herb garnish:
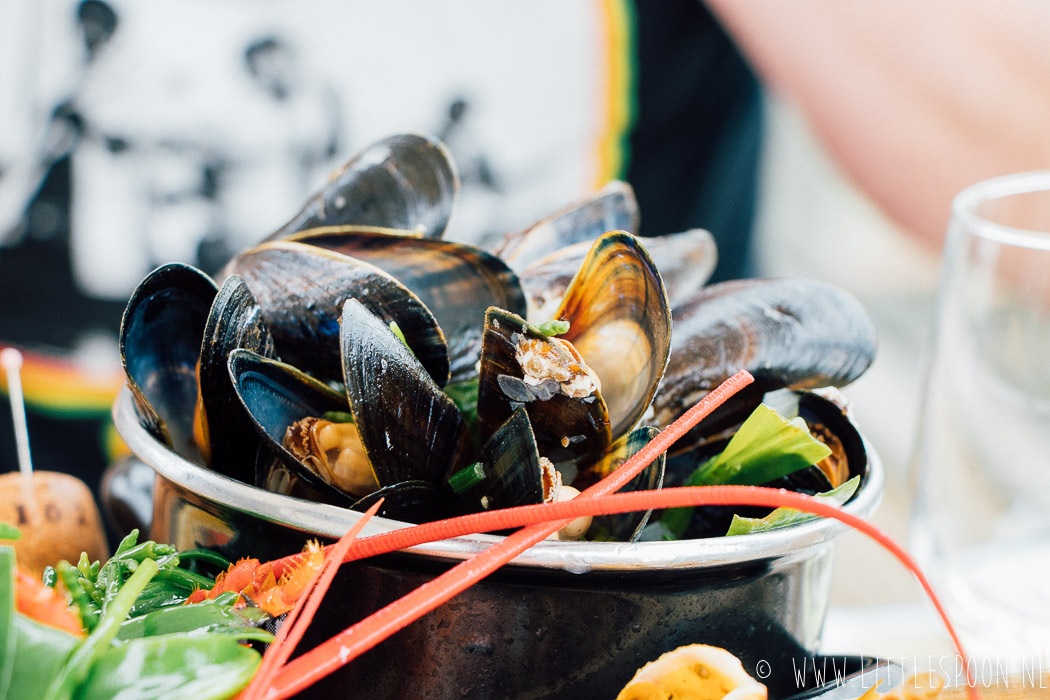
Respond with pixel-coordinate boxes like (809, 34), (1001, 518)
(448, 462), (487, 494)
(0, 523), (20, 541)
(322, 410), (356, 424)
(527, 319), (570, 337)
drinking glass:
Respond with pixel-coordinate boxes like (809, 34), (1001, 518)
(910, 170), (1050, 668)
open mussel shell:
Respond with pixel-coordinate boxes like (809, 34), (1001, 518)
(227, 349), (355, 506)
(268, 133), (458, 240)
(780, 389), (867, 492)
(350, 481), (445, 524)
(476, 307), (612, 471)
(228, 240), (449, 387)
(455, 407), (549, 515)
(652, 277), (877, 435)
(119, 263), (217, 462)
(287, 226), (527, 382)
(574, 426), (665, 542)
(197, 275), (274, 484)
(341, 298), (473, 488)
(494, 180), (639, 272)
(665, 389), (868, 538)
(522, 228), (717, 321)
(555, 230), (672, 439)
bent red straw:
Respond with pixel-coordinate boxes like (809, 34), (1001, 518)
(266, 371), (754, 697)
(259, 368), (978, 700)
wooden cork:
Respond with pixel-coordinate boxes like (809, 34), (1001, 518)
(0, 471), (109, 575)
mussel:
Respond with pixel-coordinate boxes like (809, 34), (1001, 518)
(477, 231), (671, 472)
(521, 227), (717, 320)
(117, 132), (878, 542)
(226, 240), (450, 387)
(652, 277), (877, 438)
(267, 133), (458, 240)
(119, 263), (217, 462)
(197, 275), (274, 483)
(494, 181), (639, 272)
(660, 388), (869, 539)
(283, 226), (526, 382)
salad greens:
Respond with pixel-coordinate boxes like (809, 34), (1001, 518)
(1, 525), (272, 700)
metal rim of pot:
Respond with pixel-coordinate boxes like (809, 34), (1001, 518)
(113, 385), (884, 573)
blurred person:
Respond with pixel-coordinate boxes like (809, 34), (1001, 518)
(706, 0), (1050, 255)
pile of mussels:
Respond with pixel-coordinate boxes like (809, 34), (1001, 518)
(119, 134), (877, 542)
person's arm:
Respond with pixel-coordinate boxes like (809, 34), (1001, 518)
(705, 0), (1050, 250)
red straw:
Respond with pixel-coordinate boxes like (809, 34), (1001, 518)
(265, 370), (755, 698)
(261, 367), (978, 700)
(239, 500), (383, 700)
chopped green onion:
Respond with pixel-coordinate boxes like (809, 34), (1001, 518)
(528, 319), (570, 337)
(448, 462), (487, 494)
(322, 410), (356, 424)
(0, 523), (20, 541)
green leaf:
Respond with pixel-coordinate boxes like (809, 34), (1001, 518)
(76, 633), (262, 700)
(6, 614), (80, 700)
(660, 403), (833, 539)
(0, 523), (21, 541)
(725, 476), (861, 536)
(1, 546), (16, 699)
(44, 557), (160, 700)
(117, 600), (272, 643)
(694, 404), (831, 486)
(445, 376), (480, 449)
(389, 321), (411, 351)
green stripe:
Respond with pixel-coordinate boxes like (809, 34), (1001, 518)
(617, 0), (640, 180)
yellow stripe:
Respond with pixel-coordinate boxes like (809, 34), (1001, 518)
(594, 0), (635, 187)
(0, 345), (123, 416)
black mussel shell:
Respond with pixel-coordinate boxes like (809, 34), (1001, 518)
(495, 181), (639, 272)
(268, 133), (458, 240)
(119, 263), (217, 462)
(521, 228), (716, 320)
(228, 240), (449, 387)
(228, 348), (355, 506)
(553, 231), (671, 439)
(288, 226), (527, 382)
(341, 298), (473, 488)
(198, 275), (274, 483)
(351, 481), (445, 525)
(454, 407), (548, 515)
(652, 277), (877, 437)
(476, 307), (612, 472)
(574, 426), (665, 542)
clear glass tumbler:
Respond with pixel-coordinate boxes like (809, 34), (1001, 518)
(910, 170), (1050, 667)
